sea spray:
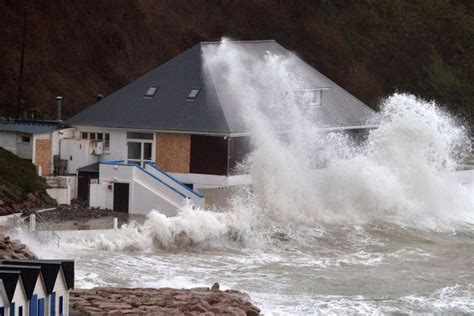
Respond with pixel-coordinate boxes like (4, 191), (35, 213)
(59, 39), (472, 252)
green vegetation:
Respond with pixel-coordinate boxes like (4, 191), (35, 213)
(0, 147), (51, 205)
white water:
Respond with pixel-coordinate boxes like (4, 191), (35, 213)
(28, 39), (474, 314)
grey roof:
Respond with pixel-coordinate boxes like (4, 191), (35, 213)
(77, 162), (100, 173)
(0, 121), (63, 134)
(66, 40), (376, 135)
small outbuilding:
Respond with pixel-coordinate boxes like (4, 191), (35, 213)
(0, 270), (27, 316)
(0, 259), (74, 316)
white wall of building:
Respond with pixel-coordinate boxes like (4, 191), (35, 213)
(32, 275), (47, 316)
(74, 127), (128, 162)
(145, 164), (204, 208)
(170, 172), (252, 189)
(15, 134), (33, 160)
(0, 133), (17, 154)
(52, 269), (69, 316)
(90, 163), (187, 215)
(10, 278), (27, 316)
(60, 139), (98, 174)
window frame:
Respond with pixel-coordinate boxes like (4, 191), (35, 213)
(186, 88), (201, 100)
(144, 86), (158, 98)
(80, 131), (111, 152)
(126, 132), (154, 167)
(19, 135), (31, 144)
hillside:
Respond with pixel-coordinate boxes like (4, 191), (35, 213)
(0, 147), (53, 213)
(1, 0), (472, 124)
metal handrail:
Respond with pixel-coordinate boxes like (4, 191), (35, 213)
(34, 211), (60, 247)
(11, 211), (60, 247)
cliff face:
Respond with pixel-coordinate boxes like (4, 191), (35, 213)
(1, 0), (472, 123)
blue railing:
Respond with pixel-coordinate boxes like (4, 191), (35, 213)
(99, 161), (188, 199)
(145, 162), (204, 199)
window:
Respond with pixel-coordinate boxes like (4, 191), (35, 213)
(20, 136), (31, 143)
(306, 89), (322, 106)
(187, 88), (201, 100)
(9, 303), (14, 316)
(0, 307), (3, 316)
(104, 133), (110, 150)
(127, 132), (153, 140)
(18, 306), (23, 316)
(127, 142), (142, 160)
(304, 88), (327, 106)
(145, 86), (158, 98)
(127, 132), (153, 167)
(81, 132), (110, 151)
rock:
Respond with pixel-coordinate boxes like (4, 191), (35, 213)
(211, 282), (220, 292)
(71, 286), (260, 315)
(190, 303), (207, 313)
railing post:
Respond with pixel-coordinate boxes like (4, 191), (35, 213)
(29, 214), (36, 231)
(113, 217), (118, 231)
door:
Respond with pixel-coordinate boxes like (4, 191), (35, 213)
(30, 295), (37, 316)
(77, 172), (99, 201)
(50, 292), (56, 316)
(113, 183), (129, 213)
(38, 298), (45, 316)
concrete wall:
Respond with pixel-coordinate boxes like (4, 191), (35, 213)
(170, 172), (252, 189)
(90, 163), (187, 215)
(145, 163), (204, 208)
(155, 133), (190, 173)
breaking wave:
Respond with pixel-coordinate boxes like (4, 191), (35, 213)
(60, 39), (473, 252)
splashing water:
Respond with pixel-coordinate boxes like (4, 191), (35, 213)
(30, 39), (474, 314)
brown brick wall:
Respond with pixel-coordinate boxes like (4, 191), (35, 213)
(155, 133), (190, 173)
(35, 138), (52, 176)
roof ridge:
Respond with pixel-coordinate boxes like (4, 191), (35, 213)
(201, 39), (276, 44)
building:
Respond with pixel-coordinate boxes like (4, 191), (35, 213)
(0, 120), (73, 176)
(0, 265), (47, 316)
(0, 40), (377, 215)
(0, 260), (74, 316)
(0, 270), (27, 316)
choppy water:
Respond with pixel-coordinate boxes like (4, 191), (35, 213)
(35, 221), (474, 314)
(27, 39), (474, 314)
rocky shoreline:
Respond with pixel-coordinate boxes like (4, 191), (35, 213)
(70, 283), (260, 315)
(0, 233), (37, 260)
(0, 233), (261, 315)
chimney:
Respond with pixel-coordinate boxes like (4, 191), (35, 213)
(56, 96), (63, 121)
(96, 94), (104, 102)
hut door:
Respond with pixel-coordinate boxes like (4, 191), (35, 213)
(113, 183), (130, 213)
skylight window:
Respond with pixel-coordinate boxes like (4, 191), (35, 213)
(304, 88), (326, 106)
(187, 88), (201, 100)
(145, 86), (158, 98)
